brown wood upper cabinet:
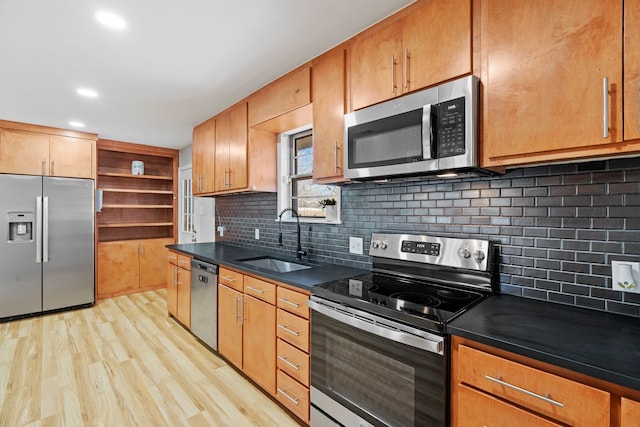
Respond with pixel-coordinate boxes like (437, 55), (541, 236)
(215, 102), (248, 192)
(312, 47), (347, 183)
(192, 117), (216, 195)
(624, 1), (640, 141)
(0, 124), (95, 179)
(192, 102), (276, 197)
(350, 0), (472, 111)
(480, 0), (640, 167)
(248, 66), (311, 127)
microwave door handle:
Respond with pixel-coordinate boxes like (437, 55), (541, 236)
(422, 104), (433, 160)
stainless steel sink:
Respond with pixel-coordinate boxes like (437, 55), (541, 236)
(237, 256), (312, 273)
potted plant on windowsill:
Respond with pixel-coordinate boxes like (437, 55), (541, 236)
(319, 198), (337, 222)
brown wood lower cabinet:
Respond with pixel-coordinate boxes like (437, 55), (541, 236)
(166, 250), (191, 327)
(243, 294), (276, 393)
(217, 269), (276, 394)
(217, 267), (310, 424)
(622, 397), (640, 426)
(451, 336), (640, 427)
(97, 237), (172, 298)
(218, 283), (244, 368)
(275, 286), (310, 423)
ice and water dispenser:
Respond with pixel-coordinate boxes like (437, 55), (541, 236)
(8, 212), (33, 242)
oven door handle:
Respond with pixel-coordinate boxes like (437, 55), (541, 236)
(308, 299), (444, 355)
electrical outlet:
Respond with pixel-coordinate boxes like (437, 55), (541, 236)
(217, 225), (225, 237)
(349, 236), (363, 255)
(612, 261), (640, 293)
(255, 228), (260, 240)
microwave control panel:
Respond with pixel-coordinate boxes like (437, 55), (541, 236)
(437, 97), (465, 158)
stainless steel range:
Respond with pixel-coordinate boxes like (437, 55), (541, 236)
(308, 233), (495, 427)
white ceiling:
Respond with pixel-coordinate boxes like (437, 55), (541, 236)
(0, 0), (414, 149)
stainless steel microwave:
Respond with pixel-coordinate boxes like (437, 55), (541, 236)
(344, 75), (493, 180)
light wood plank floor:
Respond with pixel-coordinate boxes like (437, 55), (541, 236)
(0, 289), (302, 427)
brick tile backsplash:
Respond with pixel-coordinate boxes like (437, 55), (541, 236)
(214, 157), (640, 317)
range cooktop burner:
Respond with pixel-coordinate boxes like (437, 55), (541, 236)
(391, 292), (441, 312)
(436, 289), (472, 300)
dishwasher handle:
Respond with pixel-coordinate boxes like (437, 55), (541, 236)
(191, 259), (219, 275)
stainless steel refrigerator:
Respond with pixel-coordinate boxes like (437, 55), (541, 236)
(0, 174), (95, 319)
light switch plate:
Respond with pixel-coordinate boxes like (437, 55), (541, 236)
(349, 236), (363, 255)
(254, 228), (260, 240)
(612, 261), (640, 293)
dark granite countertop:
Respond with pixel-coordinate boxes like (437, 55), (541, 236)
(447, 294), (640, 392)
(167, 242), (369, 291)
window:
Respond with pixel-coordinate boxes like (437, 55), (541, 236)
(277, 127), (340, 222)
(182, 176), (195, 233)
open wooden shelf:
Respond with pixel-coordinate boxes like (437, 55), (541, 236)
(100, 188), (174, 195)
(98, 222), (174, 228)
(98, 172), (172, 180)
(101, 204), (173, 209)
(97, 139), (178, 243)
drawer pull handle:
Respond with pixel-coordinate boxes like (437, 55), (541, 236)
(246, 286), (265, 294)
(277, 387), (300, 405)
(484, 375), (564, 408)
(278, 298), (300, 308)
(278, 355), (301, 370)
(167, 255), (177, 260)
(278, 324), (300, 337)
(221, 276), (237, 282)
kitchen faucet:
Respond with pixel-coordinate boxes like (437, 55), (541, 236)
(278, 208), (307, 261)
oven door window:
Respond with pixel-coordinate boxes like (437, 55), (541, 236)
(347, 108), (426, 169)
(311, 310), (446, 427)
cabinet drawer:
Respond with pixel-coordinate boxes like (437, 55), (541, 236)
(457, 384), (562, 427)
(277, 286), (310, 319)
(166, 251), (179, 266)
(177, 254), (191, 271)
(276, 370), (309, 423)
(277, 338), (309, 387)
(219, 268), (243, 291)
(277, 309), (309, 352)
(244, 276), (276, 304)
(458, 345), (610, 426)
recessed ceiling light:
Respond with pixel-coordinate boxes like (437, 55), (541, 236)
(77, 88), (98, 98)
(69, 121), (85, 128)
(95, 11), (126, 30)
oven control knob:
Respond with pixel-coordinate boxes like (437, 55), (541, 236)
(458, 247), (471, 259)
(474, 250), (486, 262)
(380, 241), (388, 250)
(371, 240), (380, 249)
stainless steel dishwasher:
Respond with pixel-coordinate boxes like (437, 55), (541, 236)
(190, 259), (218, 350)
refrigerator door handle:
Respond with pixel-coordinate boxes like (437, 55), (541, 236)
(36, 196), (43, 263)
(43, 196), (49, 263)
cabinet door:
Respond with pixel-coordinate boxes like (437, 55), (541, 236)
(97, 241), (139, 297)
(139, 238), (173, 289)
(214, 109), (230, 192)
(351, 21), (403, 110)
(313, 48), (346, 182)
(621, 397), (640, 427)
(625, 1), (640, 140)
(481, 0), (623, 167)
(243, 294), (276, 394)
(218, 284), (243, 369)
(192, 117), (216, 194)
(0, 129), (50, 175)
(248, 66), (311, 127)
(166, 263), (178, 317)
(226, 102), (248, 191)
(176, 268), (190, 328)
(49, 135), (93, 178)
(402, 0), (471, 93)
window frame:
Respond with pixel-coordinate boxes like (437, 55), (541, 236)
(277, 126), (341, 224)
